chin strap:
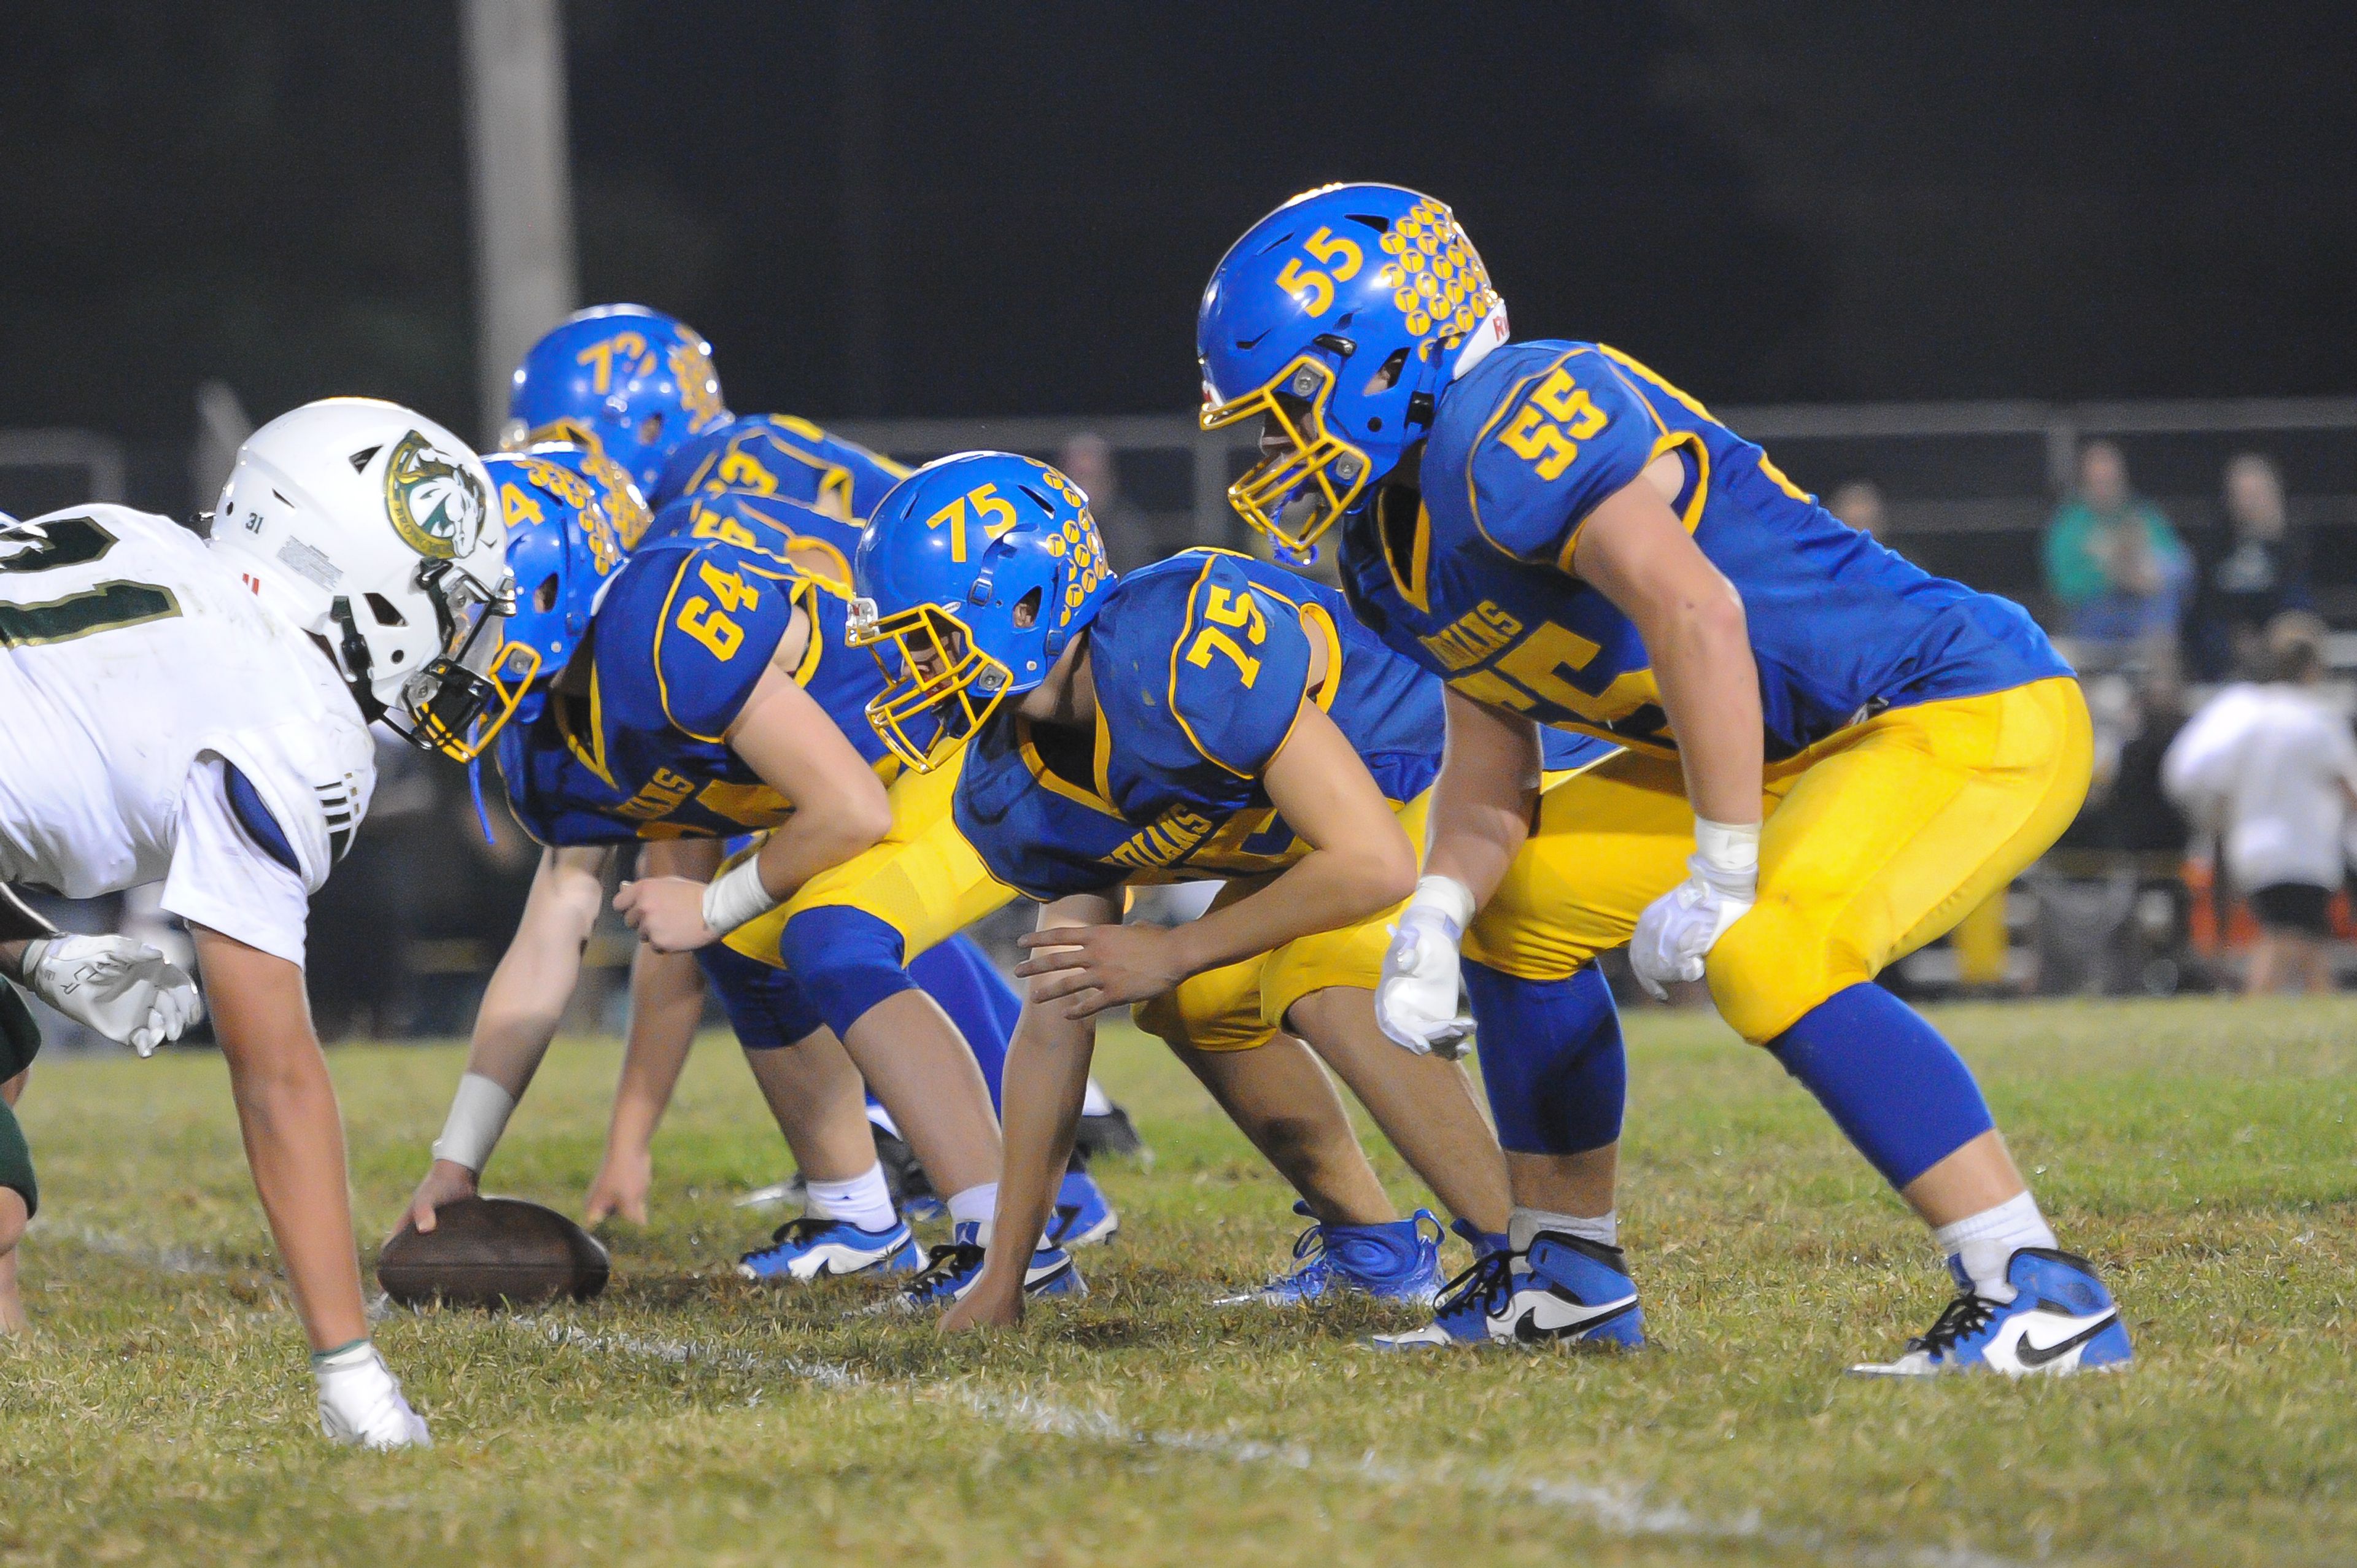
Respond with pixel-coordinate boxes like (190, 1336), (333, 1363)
(327, 598), (388, 724)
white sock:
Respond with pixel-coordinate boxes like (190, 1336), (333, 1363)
(1932, 1191), (2055, 1303)
(947, 1182), (998, 1243)
(1509, 1206), (1617, 1253)
(804, 1162), (897, 1232)
(1081, 1078), (1113, 1118)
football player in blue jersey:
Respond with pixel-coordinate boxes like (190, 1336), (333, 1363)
(654, 412), (911, 525)
(1198, 183), (2131, 1375)
(503, 304), (732, 501)
(401, 458), (1112, 1284)
(847, 451), (1555, 1329)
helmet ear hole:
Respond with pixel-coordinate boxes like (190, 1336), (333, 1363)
(364, 592), (407, 627)
(1013, 587), (1042, 630)
(535, 573), (560, 613)
(1364, 348), (1410, 396)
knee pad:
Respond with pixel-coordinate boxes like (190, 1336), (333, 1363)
(1462, 962), (1625, 1156)
(695, 943), (824, 1051)
(1706, 898), (1860, 1045)
(0, 1096), (36, 1220)
(777, 905), (917, 1040)
(0, 982), (39, 1081)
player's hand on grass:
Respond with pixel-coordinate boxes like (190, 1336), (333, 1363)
(613, 877), (721, 954)
(1376, 876), (1475, 1058)
(937, 1279), (1023, 1332)
(401, 1159), (479, 1237)
(21, 934), (201, 1056)
(1014, 922), (1191, 1018)
(584, 1145), (651, 1227)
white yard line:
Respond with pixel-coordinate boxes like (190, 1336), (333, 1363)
(52, 1223), (2038, 1568)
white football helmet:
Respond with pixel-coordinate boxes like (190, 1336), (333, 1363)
(211, 398), (528, 760)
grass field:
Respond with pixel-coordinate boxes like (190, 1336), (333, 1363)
(2, 996), (2353, 1567)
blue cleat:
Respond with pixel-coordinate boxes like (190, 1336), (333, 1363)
(1215, 1203), (1442, 1307)
(1047, 1168), (1120, 1249)
(1373, 1229), (1643, 1350)
(737, 1215), (921, 1282)
(1849, 1248), (2132, 1377)
(885, 1221), (1086, 1310)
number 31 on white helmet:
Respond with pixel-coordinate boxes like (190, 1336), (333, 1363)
(210, 398), (532, 760)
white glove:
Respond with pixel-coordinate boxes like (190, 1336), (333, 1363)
(1376, 876), (1476, 1058)
(21, 934), (203, 1057)
(315, 1341), (432, 1450)
(1630, 819), (1760, 1001)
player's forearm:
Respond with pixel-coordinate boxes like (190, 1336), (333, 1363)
(1170, 841), (1412, 979)
(1647, 597), (1763, 826)
(980, 1007), (1095, 1291)
(604, 945), (705, 1157)
(1422, 692), (1542, 905)
(193, 927), (368, 1351)
(466, 849), (608, 1093)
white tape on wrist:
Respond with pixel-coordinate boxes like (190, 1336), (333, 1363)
(1692, 817), (1761, 878)
(430, 1073), (516, 1172)
(1409, 874), (1476, 939)
(700, 857), (778, 938)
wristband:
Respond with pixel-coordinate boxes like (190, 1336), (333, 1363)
(1407, 874), (1476, 940)
(1692, 817), (1761, 878)
(700, 856), (779, 938)
(430, 1072), (516, 1172)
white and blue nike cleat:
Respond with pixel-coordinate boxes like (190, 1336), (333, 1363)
(1849, 1248), (2132, 1377)
(1214, 1203), (1442, 1307)
(1046, 1168), (1120, 1249)
(1372, 1230), (1643, 1349)
(737, 1215), (922, 1282)
(884, 1221), (1086, 1310)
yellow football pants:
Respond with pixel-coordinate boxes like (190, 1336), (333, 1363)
(722, 749), (1019, 969)
(1133, 792), (1432, 1052)
(1459, 677), (2090, 1046)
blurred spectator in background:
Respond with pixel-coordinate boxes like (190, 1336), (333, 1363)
(2043, 441), (2191, 661)
(2164, 612), (2357, 995)
(1059, 432), (1151, 565)
(1829, 479), (1887, 540)
(2195, 452), (2312, 679)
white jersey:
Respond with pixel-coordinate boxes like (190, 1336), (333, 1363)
(2164, 682), (2357, 894)
(0, 506), (377, 964)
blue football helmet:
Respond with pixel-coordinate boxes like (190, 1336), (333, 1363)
(1198, 183), (1507, 554)
(640, 487), (856, 588)
(504, 304), (731, 496)
(483, 446), (631, 730)
(848, 452), (1114, 771)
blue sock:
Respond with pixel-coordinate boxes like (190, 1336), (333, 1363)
(1767, 982), (1995, 1189)
(907, 935), (1015, 1113)
(1461, 961), (1625, 1156)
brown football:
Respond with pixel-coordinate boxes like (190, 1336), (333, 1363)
(377, 1196), (610, 1309)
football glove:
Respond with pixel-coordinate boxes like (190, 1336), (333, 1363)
(1376, 876), (1476, 1059)
(1630, 819), (1759, 1000)
(20, 934), (201, 1057)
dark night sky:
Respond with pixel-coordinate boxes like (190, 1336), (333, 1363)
(3, 2), (2351, 457)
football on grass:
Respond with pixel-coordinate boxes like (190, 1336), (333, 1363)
(377, 1196), (610, 1309)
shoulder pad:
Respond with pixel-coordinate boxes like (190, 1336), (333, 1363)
(610, 541), (803, 743)
(206, 714), (377, 893)
(1149, 552), (1313, 778)
(1453, 343), (1662, 568)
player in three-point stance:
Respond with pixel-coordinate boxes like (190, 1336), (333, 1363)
(848, 452), (1542, 1326)
(403, 462), (1114, 1280)
(1199, 183), (2132, 1375)
(0, 398), (517, 1444)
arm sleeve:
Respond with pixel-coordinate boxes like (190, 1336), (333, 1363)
(1165, 558), (1314, 779)
(160, 757), (311, 967)
(1463, 352), (1662, 568)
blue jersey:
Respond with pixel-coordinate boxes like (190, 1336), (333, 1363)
(579, 536), (892, 838)
(1339, 341), (2071, 762)
(953, 549), (1589, 900)
(652, 413), (911, 521)
(641, 487), (865, 592)
(495, 704), (640, 847)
